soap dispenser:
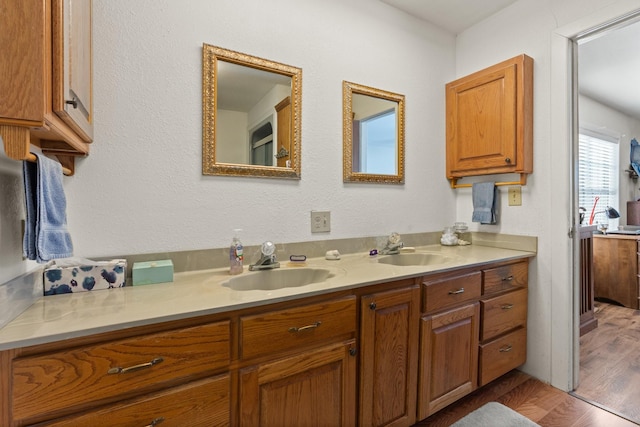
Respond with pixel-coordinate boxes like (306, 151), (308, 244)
(229, 229), (244, 275)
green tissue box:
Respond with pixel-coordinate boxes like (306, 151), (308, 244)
(132, 260), (174, 285)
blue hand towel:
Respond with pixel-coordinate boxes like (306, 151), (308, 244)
(23, 153), (73, 263)
(472, 182), (497, 224)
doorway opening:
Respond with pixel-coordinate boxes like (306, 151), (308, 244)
(570, 11), (640, 424)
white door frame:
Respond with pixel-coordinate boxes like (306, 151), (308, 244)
(550, 1), (640, 391)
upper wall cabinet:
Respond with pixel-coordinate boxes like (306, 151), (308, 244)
(445, 54), (533, 188)
(0, 0), (92, 175)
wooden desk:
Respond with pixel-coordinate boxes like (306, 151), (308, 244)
(593, 234), (640, 309)
(579, 226), (597, 335)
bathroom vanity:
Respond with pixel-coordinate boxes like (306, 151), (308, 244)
(0, 243), (533, 426)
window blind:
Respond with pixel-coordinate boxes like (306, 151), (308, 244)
(578, 133), (619, 226)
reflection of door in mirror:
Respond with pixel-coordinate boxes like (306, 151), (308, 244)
(202, 44), (302, 179)
(275, 96), (291, 168)
(249, 120), (273, 166)
(343, 81), (405, 184)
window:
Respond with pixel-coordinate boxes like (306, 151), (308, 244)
(578, 132), (619, 227)
(358, 109), (396, 175)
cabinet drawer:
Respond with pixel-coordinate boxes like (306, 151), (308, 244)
(481, 288), (527, 341)
(478, 327), (526, 386)
(41, 375), (230, 427)
(422, 271), (481, 313)
(240, 296), (356, 360)
(12, 321), (230, 423)
(483, 261), (528, 294)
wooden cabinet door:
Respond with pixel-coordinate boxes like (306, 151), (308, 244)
(360, 285), (420, 427)
(418, 302), (479, 420)
(447, 63), (517, 174)
(445, 55), (532, 180)
(239, 340), (357, 427)
(52, 0), (93, 141)
(0, 0), (45, 124)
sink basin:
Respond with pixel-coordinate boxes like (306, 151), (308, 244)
(223, 268), (333, 291)
(377, 253), (451, 267)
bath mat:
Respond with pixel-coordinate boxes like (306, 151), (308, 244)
(450, 402), (539, 427)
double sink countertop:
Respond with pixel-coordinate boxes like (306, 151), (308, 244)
(0, 241), (536, 351)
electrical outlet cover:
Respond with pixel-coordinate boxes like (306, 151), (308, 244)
(311, 211), (331, 233)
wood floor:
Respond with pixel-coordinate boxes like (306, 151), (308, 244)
(573, 301), (640, 424)
(412, 370), (637, 426)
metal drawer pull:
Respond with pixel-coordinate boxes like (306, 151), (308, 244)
(107, 357), (164, 375)
(502, 275), (514, 282)
(449, 288), (465, 295)
(144, 417), (165, 427)
(501, 304), (514, 310)
(289, 321), (322, 333)
(499, 345), (513, 353)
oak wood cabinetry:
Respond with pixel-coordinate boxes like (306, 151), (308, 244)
(0, 0), (92, 173)
(8, 321), (231, 426)
(418, 260), (528, 419)
(445, 55), (533, 186)
(418, 272), (481, 419)
(593, 234), (640, 309)
(238, 296), (358, 426)
(39, 376), (230, 427)
(0, 258), (530, 426)
(360, 282), (420, 427)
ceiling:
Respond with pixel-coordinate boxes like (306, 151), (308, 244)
(380, 0), (518, 34)
(381, 0), (640, 119)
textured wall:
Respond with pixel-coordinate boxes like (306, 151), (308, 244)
(65, 0), (456, 257)
(1, 0), (457, 283)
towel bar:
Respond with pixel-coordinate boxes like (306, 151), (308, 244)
(24, 153), (73, 176)
(1, 125), (74, 176)
(449, 173), (528, 189)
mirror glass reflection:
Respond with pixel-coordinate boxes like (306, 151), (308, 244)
(202, 44), (302, 178)
(343, 81), (405, 183)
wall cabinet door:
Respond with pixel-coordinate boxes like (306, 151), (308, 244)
(418, 302), (479, 419)
(239, 340), (357, 426)
(359, 285), (420, 427)
(446, 54), (532, 181)
(52, 0), (93, 142)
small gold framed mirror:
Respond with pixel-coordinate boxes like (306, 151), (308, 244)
(343, 81), (405, 184)
(202, 44), (302, 178)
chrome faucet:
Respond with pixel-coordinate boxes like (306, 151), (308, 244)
(249, 241), (281, 271)
(380, 232), (403, 255)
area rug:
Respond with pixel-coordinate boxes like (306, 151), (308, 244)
(450, 402), (540, 427)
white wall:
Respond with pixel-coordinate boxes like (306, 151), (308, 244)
(0, 0), (456, 279)
(580, 94), (640, 218)
(455, 0), (640, 389)
(217, 109), (249, 164)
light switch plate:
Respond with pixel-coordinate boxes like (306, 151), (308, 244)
(508, 186), (522, 206)
(311, 211), (331, 233)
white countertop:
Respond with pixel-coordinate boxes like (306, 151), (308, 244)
(0, 244), (535, 351)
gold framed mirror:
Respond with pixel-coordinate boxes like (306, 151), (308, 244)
(343, 81), (405, 184)
(202, 44), (302, 178)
